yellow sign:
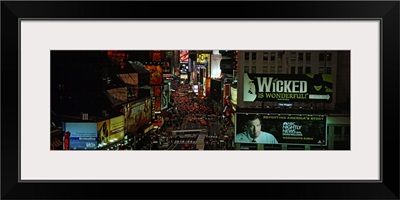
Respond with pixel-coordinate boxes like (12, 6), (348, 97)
(109, 116), (125, 143)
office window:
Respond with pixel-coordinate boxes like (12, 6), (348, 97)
(305, 66), (311, 73)
(270, 66), (275, 73)
(245, 52), (249, 60)
(244, 66), (249, 73)
(306, 53), (311, 61)
(277, 66), (283, 73)
(291, 52), (296, 61)
(263, 66), (268, 73)
(291, 66), (296, 74)
(326, 67), (332, 74)
(327, 53), (332, 61)
(319, 67), (325, 74)
(298, 66), (303, 74)
(278, 52), (283, 62)
(251, 52), (257, 61)
(298, 53), (303, 61)
(319, 53), (325, 61)
(271, 52), (275, 61)
(251, 66), (257, 74)
(263, 52), (268, 61)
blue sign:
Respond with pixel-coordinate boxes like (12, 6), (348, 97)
(64, 122), (98, 150)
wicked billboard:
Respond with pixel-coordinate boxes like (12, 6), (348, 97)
(243, 73), (333, 102)
(235, 113), (327, 146)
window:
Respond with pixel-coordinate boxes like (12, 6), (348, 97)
(306, 53), (311, 61)
(291, 52), (296, 61)
(263, 66), (268, 73)
(278, 52), (283, 62)
(270, 66), (275, 73)
(263, 52), (268, 61)
(251, 52), (257, 61)
(319, 53), (325, 61)
(271, 52), (275, 61)
(251, 66), (257, 74)
(245, 52), (249, 60)
(319, 67), (325, 74)
(297, 66), (303, 74)
(326, 53), (332, 61)
(244, 66), (249, 73)
(326, 67), (332, 74)
(305, 66), (311, 73)
(298, 53), (303, 61)
(291, 66), (296, 74)
(277, 66), (283, 73)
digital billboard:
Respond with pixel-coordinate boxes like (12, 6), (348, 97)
(235, 113), (326, 145)
(145, 65), (163, 85)
(179, 50), (189, 63)
(196, 53), (210, 67)
(63, 122), (98, 150)
(97, 119), (110, 144)
(243, 73), (333, 102)
(109, 116), (125, 143)
(124, 98), (152, 134)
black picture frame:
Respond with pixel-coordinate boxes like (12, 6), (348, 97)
(1, 1), (398, 199)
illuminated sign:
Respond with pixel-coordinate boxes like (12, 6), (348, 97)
(179, 50), (189, 63)
(125, 98), (152, 134)
(243, 73), (333, 102)
(64, 122), (98, 150)
(235, 113), (327, 145)
(109, 116), (125, 143)
(145, 65), (163, 85)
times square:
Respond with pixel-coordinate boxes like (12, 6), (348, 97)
(51, 50), (350, 151)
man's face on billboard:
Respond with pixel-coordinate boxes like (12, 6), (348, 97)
(246, 118), (262, 138)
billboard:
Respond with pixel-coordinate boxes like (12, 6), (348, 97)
(124, 98), (152, 134)
(243, 73), (333, 102)
(109, 116), (125, 143)
(63, 122), (98, 150)
(210, 54), (222, 78)
(144, 64), (163, 85)
(197, 53), (210, 67)
(179, 50), (189, 63)
(97, 119), (110, 144)
(235, 113), (326, 145)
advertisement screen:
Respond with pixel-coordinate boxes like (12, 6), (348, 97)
(109, 116), (125, 143)
(179, 50), (189, 63)
(243, 73), (333, 102)
(145, 65), (163, 85)
(125, 98), (152, 134)
(197, 53), (210, 67)
(97, 119), (110, 144)
(64, 122), (97, 150)
(235, 113), (326, 145)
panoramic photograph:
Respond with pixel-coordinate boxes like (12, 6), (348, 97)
(51, 50), (350, 151)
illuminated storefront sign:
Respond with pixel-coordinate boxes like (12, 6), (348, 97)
(235, 113), (327, 145)
(243, 73), (333, 102)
